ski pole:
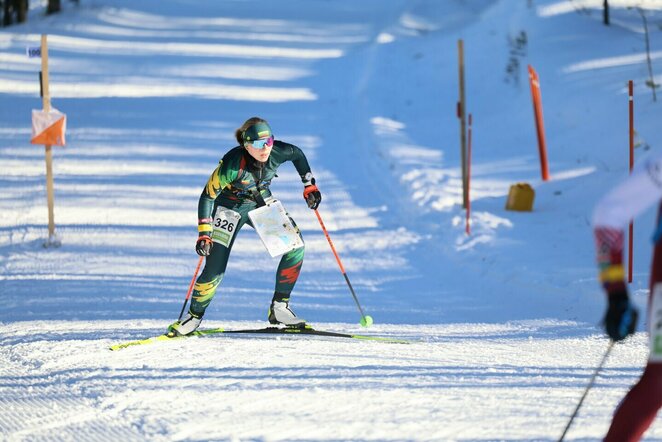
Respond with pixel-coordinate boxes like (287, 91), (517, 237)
(177, 255), (204, 321)
(314, 209), (373, 327)
(558, 340), (615, 441)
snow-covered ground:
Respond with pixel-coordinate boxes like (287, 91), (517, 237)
(1, 0), (661, 440)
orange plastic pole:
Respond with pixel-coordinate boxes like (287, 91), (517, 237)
(528, 65), (550, 181)
(628, 80), (634, 284)
(178, 255), (204, 320)
(466, 113), (472, 236)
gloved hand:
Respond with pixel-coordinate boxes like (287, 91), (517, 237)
(604, 289), (638, 342)
(195, 235), (212, 256)
(303, 184), (321, 210)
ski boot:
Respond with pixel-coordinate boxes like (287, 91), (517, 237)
(268, 300), (306, 327)
(167, 311), (203, 337)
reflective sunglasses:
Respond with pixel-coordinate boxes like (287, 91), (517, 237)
(247, 136), (274, 149)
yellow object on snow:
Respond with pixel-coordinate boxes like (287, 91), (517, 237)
(506, 183), (535, 212)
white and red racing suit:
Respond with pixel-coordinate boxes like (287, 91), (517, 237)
(592, 152), (662, 442)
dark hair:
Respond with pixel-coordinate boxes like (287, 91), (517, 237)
(235, 117), (268, 145)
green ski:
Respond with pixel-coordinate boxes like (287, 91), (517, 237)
(109, 325), (410, 351)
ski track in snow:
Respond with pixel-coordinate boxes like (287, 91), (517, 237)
(1, 0), (662, 440)
(0, 320), (653, 441)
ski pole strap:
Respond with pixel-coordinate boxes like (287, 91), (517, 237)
(249, 170), (267, 207)
(250, 188), (266, 207)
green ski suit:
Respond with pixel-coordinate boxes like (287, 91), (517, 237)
(190, 140), (314, 316)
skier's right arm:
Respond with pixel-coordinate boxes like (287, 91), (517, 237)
(284, 142), (321, 210)
(196, 159), (238, 255)
(593, 155), (662, 285)
(592, 154), (662, 340)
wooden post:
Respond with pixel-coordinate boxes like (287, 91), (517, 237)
(638, 8), (657, 102)
(628, 80), (634, 283)
(528, 65), (550, 181)
(40, 34), (58, 246)
(458, 40), (468, 208)
(466, 113), (472, 236)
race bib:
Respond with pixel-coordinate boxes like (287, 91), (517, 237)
(248, 199), (304, 258)
(651, 283), (662, 362)
(211, 207), (241, 247)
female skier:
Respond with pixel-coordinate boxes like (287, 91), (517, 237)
(592, 151), (662, 441)
(168, 117), (321, 336)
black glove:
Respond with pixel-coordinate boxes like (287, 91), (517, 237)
(195, 235), (212, 256)
(604, 290), (638, 342)
(303, 184), (321, 210)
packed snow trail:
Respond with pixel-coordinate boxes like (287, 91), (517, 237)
(0, 319), (652, 441)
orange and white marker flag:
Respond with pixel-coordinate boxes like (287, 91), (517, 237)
(31, 107), (66, 146)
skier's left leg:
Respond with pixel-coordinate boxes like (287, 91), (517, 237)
(605, 269), (662, 441)
(604, 362), (662, 442)
(269, 224), (305, 326)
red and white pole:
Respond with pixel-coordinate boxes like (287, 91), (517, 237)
(628, 80), (634, 283)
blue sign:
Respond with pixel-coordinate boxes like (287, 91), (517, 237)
(26, 47), (41, 58)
